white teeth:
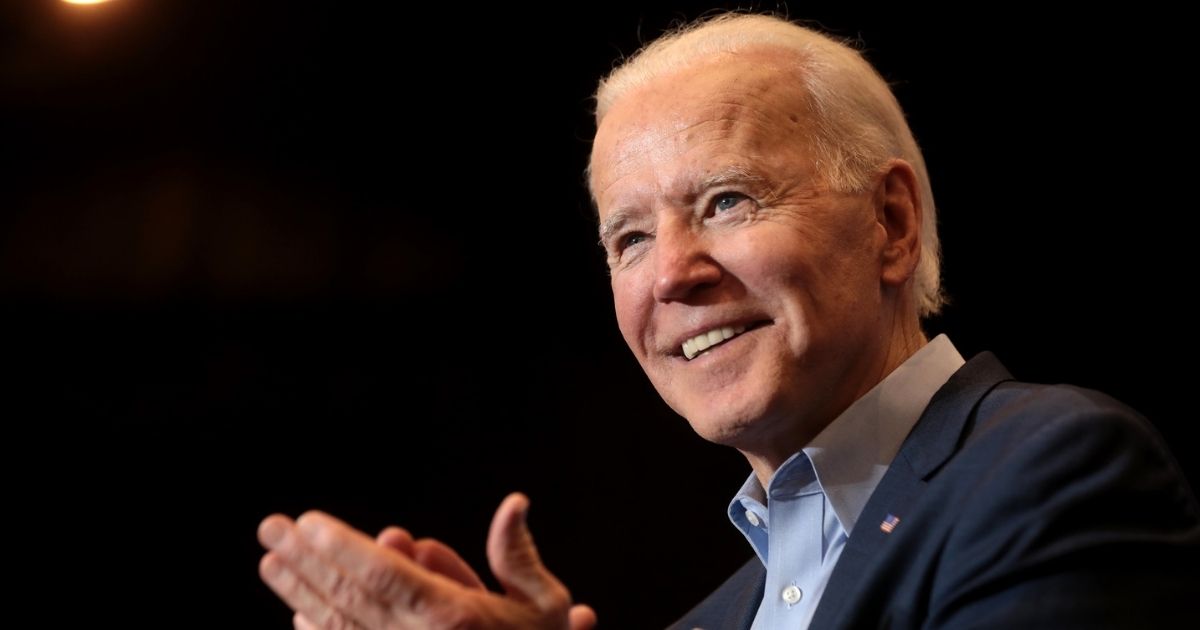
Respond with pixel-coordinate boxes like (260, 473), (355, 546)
(682, 324), (749, 360)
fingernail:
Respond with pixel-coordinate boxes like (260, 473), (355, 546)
(260, 519), (286, 547)
(517, 499), (529, 527)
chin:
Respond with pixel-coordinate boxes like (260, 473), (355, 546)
(676, 400), (773, 447)
(665, 373), (803, 449)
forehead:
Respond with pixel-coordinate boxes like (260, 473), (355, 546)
(590, 51), (813, 208)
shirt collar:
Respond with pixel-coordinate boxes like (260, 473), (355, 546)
(728, 334), (965, 537)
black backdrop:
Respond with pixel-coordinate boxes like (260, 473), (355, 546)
(4, 2), (1195, 627)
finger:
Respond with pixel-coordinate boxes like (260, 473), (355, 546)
(259, 552), (364, 630)
(413, 538), (486, 589)
(486, 493), (571, 615)
(569, 604), (598, 630)
(378, 528), (485, 590)
(295, 510), (443, 612)
(376, 526), (415, 557)
(258, 514), (296, 549)
(293, 613), (320, 630)
(260, 515), (394, 628)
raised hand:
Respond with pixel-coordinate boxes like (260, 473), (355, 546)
(258, 493), (596, 629)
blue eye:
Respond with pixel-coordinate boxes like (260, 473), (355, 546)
(620, 232), (648, 250)
(714, 193), (746, 213)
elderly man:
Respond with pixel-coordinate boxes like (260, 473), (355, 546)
(257, 13), (1199, 629)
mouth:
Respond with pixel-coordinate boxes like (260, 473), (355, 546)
(680, 321), (770, 361)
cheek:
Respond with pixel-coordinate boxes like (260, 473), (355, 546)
(723, 229), (818, 295)
(721, 228), (859, 335)
(611, 274), (652, 352)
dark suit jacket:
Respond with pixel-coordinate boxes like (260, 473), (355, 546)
(669, 352), (1200, 629)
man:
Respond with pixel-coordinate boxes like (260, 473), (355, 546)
(258, 13), (1199, 629)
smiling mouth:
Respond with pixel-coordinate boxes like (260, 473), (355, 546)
(681, 322), (767, 360)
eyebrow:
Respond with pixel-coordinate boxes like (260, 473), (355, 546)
(697, 165), (764, 192)
(597, 166), (766, 244)
(598, 210), (636, 246)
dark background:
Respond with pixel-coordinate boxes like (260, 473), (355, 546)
(4, 2), (1195, 627)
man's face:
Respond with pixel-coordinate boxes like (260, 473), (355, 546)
(590, 52), (893, 455)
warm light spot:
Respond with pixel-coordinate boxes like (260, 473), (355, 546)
(63, 0), (115, 4)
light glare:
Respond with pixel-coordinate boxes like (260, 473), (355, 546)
(64, 0), (115, 5)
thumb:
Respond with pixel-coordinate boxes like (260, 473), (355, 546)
(486, 493), (570, 613)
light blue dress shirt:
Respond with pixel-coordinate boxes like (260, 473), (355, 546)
(728, 335), (965, 629)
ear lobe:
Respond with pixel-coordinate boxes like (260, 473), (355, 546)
(876, 160), (923, 287)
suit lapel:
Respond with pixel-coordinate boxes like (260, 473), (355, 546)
(808, 352), (1014, 630)
(730, 564), (766, 630)
(668, 557), (765, 630)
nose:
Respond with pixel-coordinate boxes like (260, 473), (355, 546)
(652, 219), (722, 302)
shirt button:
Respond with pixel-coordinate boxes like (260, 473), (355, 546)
(782, 585), (803, 605)
(745, 510), (761, 527)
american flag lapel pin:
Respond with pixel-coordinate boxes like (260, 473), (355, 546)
(880, 513), (900, 534)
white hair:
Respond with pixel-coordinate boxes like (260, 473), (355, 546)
(592, 13), (945, 317)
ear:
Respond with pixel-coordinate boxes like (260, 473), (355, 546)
(874, 159), (923, 288)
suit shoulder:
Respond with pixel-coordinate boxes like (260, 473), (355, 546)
(968, 381), (1166, 456)
(946, 379), (1199, 526)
